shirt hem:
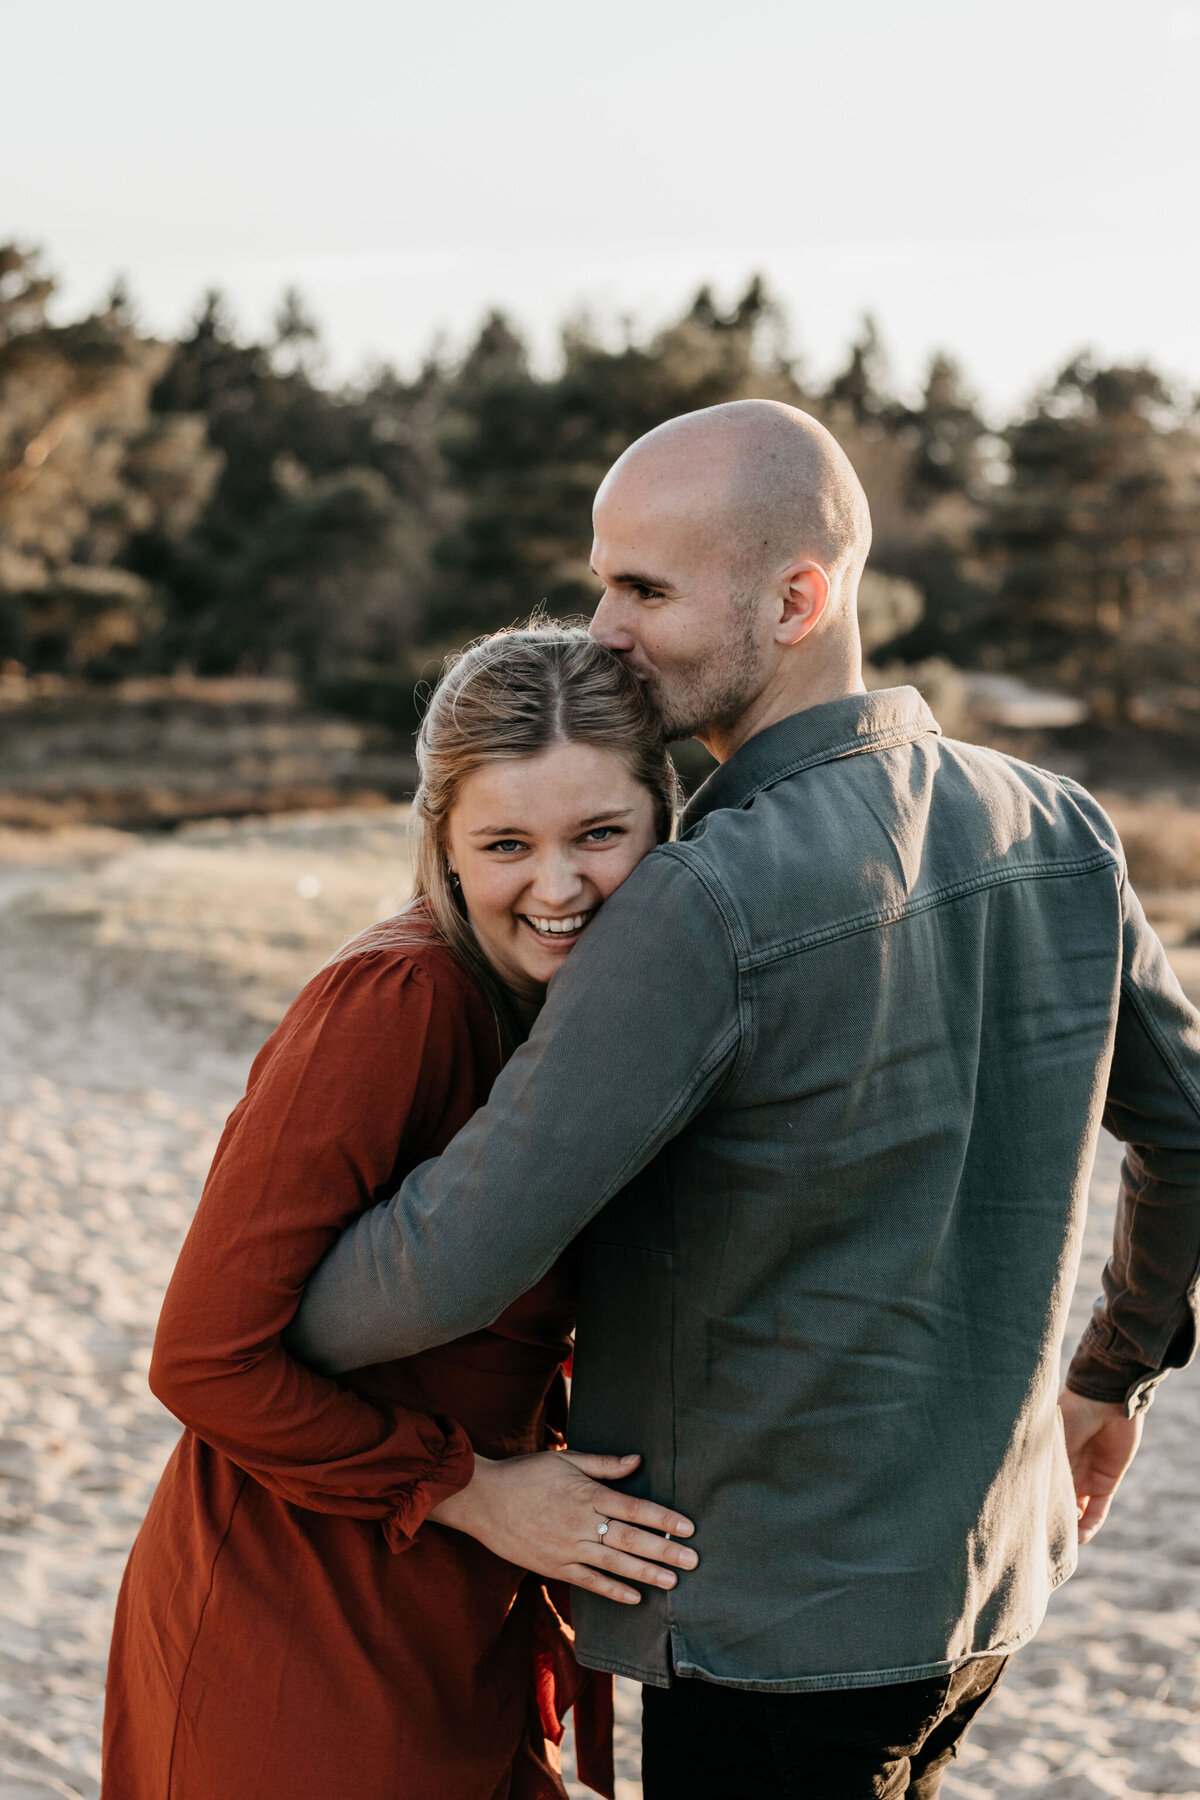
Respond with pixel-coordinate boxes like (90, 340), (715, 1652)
(577, 1558), (1076, 1692)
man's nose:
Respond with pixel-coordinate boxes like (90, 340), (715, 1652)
(590, 589), (636, 652)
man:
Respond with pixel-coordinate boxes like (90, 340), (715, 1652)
(289, 402), (1200, 1796)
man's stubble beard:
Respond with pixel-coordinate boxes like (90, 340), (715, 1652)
(648, 603), (767, 745)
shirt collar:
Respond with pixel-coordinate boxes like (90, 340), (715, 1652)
(680, 687), (941, 832)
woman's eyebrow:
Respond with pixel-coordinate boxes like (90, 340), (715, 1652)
(469, 808), (635, 838)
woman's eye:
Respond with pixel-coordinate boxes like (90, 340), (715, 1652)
(487, 839), (526, 854)
(583, 826), (623, 843)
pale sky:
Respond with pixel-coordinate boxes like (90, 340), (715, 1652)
(5, 0), (1199, 418)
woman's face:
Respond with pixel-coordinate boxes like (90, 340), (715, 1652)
(445, 740), (660, 1009)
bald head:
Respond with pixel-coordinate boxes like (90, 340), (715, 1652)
(598, 400), (872, 596)
(590, 401), (872, 757)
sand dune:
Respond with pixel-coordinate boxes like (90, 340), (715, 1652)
(2, 812), (1199, 1799)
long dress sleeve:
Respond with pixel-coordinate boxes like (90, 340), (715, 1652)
(148, 947), (477, 1550)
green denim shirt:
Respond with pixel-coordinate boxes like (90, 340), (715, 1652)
(288, 688), (1200, 1691)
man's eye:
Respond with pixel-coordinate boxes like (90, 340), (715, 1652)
(584, 826), (623, 843)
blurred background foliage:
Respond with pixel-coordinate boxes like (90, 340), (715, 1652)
(2, 241), (1199, 787)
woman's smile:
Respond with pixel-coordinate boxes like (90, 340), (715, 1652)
(518, 907), (598, 942)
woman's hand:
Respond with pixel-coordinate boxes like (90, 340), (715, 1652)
(427, 1449), (698, 1604)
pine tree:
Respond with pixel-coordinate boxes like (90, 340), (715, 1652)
(981, 357), (1200, 718)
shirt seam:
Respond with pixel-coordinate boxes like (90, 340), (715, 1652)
(658, 842), (748, 956)
(658, 845), (752, 1090)
(740, 849), (1120, 970)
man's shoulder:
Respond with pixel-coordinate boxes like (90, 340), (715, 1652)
(681, 729), (1122, 865)
(937, 736), (1125, 870)
(664, 732), (1125, 958)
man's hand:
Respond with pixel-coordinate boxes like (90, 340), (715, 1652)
(1058, 1388), (1144, 1543)
(428, 1449), (698, 1604)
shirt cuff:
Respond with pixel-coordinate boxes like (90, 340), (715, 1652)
(381, 1424), (475, 1553)
(1066, 1322), (1164, 1418)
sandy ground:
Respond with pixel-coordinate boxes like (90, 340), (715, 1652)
(2, 812), (1200, 1800)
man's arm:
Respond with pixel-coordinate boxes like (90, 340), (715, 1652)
(1067, 878), (1200, 1409)
(285, 847), (742, 1373)
(1064, 874), (1200, 1536)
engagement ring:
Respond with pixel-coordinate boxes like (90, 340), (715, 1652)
(596, 1518), (611, 1540)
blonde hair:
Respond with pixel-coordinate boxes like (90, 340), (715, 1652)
(333, 622), (680, 1035)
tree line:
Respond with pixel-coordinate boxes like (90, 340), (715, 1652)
(2, 243), (1199, 735)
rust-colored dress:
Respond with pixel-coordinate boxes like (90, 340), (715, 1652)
(102, 925), (610, 1800)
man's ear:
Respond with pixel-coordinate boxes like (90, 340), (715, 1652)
(777, 562), (831, 644)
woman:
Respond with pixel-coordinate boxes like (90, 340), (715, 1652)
(102, 626), (699, 1800)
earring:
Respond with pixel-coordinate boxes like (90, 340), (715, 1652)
(448, 866), (461, 890)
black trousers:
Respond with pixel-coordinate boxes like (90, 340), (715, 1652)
(641, 1655), (1007, 1799)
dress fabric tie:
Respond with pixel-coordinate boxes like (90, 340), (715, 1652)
(533, 1580), (615, 1800)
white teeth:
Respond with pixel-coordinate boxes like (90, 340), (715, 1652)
(524, 912), (591, 936)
